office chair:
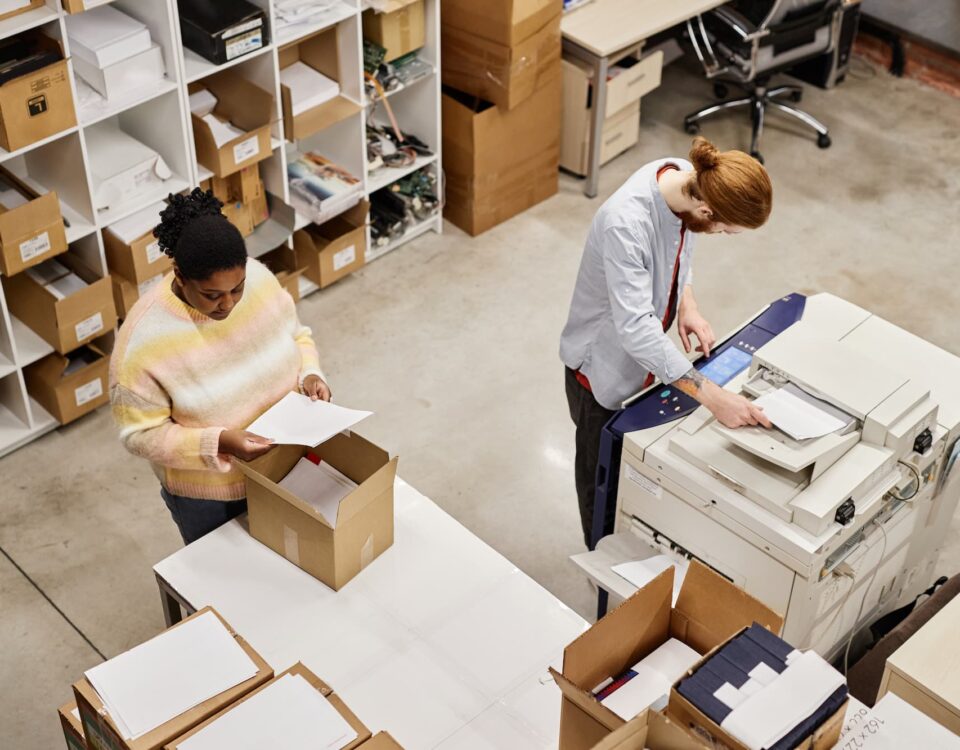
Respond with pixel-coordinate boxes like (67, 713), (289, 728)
(683, 0), (843, 162)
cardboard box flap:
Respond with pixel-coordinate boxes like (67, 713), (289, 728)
(563, 567), (673, 690)
(191, 71), (275, 134)
(361, 732), (404, 749)
(316, 430), (389, 484)
(671, 561), (783, 653)
(550, 666), (626, 732)
(238, 445), (338, 529)
(0, 190), (62, 244)
(336, 456), (398, 526)
(28, 343), (106, 384)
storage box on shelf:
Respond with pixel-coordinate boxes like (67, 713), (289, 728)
(178, 0), (269, 68)
(293, 198), (367, 288)
(0, 165), (68, 275)
(25, 340), (108, 424)
(261, 243), (306, 302)
(362, 0), (425, 63)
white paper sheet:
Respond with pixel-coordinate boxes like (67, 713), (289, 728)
(611, 554), (688, 605)
(46, 273), (87, 300)
(202, 114), (246, 148)
(637, 638), (701, 682)
(178, 674), (358, 750)
(84, 611), (259, 740)
(26, 259), (70, 285)
(278, 458), (357, 527)
(189, 89), (218, 117)
(753, 388), (846, 440)
(601, 663), (672, 720)
(280, 62), (340, 116)
(246, 392), (372, 447)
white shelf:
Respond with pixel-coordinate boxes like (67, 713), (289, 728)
(0, 400), (31, 452)
(298, 275), (319, 298)
(62, 200), (97, 244)
(0, 126), (78, 164)
(367, 214), (438, 263)
(0, 4), (58, 41)
(275, 2), (359, 46)
(183, 45), (274, 85)
(11, 316), (53, 367)
(28, 397), (57, 431)
(78, 78), (180, 128)
(97, 176), (190, 227)
(367, 153), (438, 194)
(246, 217), (293, 259)
(0, 353), (15, 378)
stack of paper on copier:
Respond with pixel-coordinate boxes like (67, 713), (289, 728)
(677, 623), (847, 750)
(84, 610), (259, 740)
(280, 61), (341, 116)
(279, 456), (358, 528)
(177, 673), (358, 750)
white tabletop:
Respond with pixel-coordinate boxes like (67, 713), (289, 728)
(839, 693), (960, 749)
(154, 479), (588, 749)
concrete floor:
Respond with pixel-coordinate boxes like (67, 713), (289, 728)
(4, 58), (960, 748)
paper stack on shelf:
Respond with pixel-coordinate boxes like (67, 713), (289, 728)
(287, 152), (362, 224)
(280, 61), (340, 116)
(26, 259), (87, 300)
(66, 5), (165, 101)
(86, 124), (172, 212)
(275, 0), (342, 37)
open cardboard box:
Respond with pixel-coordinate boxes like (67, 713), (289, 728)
(362, 0), (426, 63)
(211, 164), (262, 205)
(279, 27), (361, 142)
(25, 342), (109, 424)
(665, 627), (847, 750)
(261, 245), (307, 303)
(238, 431), (398, 591)
(103, 222), (171, 286)
(590, 708), (710, 750)
(293, 200), (367, 288)
(0, 168), (67, 276)
(112, 273), (164, 319)
(165, 662), (371, 750)
(190, 71), (274, 178)
(0, 32), (77, 152)
(58, 699), (86, 750)
(3, 252), (117, 354)
(73, 607), (274, 750)
(549, 561), (783, 750)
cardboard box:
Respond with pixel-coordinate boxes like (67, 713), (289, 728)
(665, 628), (847, 750)
(221, 199), (254, 237)
(261, 245), (306, 302)
(363, 733), (406, 749)
(0, 173), (67, 276)
(112, 273), (164, 319)
(179, 0), (268, 66)
(293, 200), (367, 288)
(441, 6), (560, 110)
(73, 43), (165, 101)
(549, 562), (783, 750)
(58, 700), (86, 750)
(250, 186), (268, 227)
(165, 662), (371, 749)
(441, 0), (559, 47)
(441, 69), (561, 236)
(1, 0), (43, 23)
(589, 709), (708, 750)
(0, 33), (77, 152)
(73, 607), (273, 750)
(103, 214), (171, 285)
(189, 70), (274, 178)
(238, 430), (398, 591)
(211, 164), (262, 205)
(4, 252), (117, 354)
(362, 0), (426, 63)
(279, 27), (360, 141)
(25, 343), (109, 424)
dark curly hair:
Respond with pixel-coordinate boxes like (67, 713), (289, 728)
(153, 188), (247, 280)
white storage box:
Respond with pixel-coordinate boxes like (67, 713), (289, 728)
(66, 5), (152, 69)
(72, 43), (165, 101)
(86, 124), (171, 211)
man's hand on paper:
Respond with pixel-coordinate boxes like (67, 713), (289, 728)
(703, 382), (772, 429)
(219, 429), (275, 460)
(302, 374), (331, 402)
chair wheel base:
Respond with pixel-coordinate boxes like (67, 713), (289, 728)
(817, 133), (831, 149)
(713, 83), (729, 99)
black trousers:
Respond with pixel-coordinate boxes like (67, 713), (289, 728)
(565, 367), (616, 548)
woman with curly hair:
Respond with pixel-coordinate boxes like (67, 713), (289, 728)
(109, 188), (331, 544)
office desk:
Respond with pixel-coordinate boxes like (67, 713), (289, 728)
(562, 0), (725, 197)
(154, 479), (588, 749)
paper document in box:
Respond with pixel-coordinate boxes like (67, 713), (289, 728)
(612, 554), (688, 605)
(246, 391), (372, 447)
(278, 457), (357, 528)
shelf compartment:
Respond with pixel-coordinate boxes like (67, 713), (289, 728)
(366, 213), (438, 263)
(275, 1), (358, 46)
(11, 315), (54, 367)
(183, 43), (274, 85)
(0, 3), (59, 43)
(77, 78), (180, 128)
(366, 153), (437, 194)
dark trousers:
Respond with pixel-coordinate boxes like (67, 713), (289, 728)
(161, 488), (248, 545)
(565, 367), (616, 548)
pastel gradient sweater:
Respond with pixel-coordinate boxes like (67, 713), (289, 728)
(109, 258), (323, 500)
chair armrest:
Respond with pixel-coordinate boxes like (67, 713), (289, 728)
(706, 6), (758, 40)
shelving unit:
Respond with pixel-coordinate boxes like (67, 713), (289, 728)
(0, 0), (441, 458)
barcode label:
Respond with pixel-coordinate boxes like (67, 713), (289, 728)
(75, 312), (104, 342)
(20, 232), (51, 262)
(225, 29), (263, 61)
(145, 241), (163, 265)
(75, 378), (103, 407)
(333, 244), (356, 271)
(233, 135), (259, 164)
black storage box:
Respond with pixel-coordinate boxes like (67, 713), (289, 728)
(179, 0), (270, 65)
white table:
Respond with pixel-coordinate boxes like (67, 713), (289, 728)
(153, 479), (588, 749)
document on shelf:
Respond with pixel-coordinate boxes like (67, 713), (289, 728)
(612, 554), (688, 605)
(753, 387), (847, 441)
(246, 392), (372, 447)
(178, 673), (358, 750)
(84, 611), (259, 740)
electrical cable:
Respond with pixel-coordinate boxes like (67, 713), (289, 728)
(817, 570), (856, 649)
(843, 520), (889, 676)
(894, 460), (921, 501)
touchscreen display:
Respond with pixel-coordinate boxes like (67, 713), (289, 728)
(698, 346), (753, 385)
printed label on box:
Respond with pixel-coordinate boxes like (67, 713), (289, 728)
(137, 274), (163, 296)
(75, 312), (104, 342)
(333, 244), (356, 272)
(626, 464), (662, 498)
(233, 135), (260, 164)
(75, 378), (103, 407)
(145, 241), (163, 265)
(19, 232), (51, 263)
(223, 18), (263, 39)
(226, 30), (263, 61)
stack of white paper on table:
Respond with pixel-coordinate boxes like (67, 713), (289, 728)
(275, 0), (341, 36)
(279, 458), (357, 527)
(612, 554), (689, 606)
(281, 62), (341, 116)
(84, 611), (259, 740)
(178, 673), (357, 750)
(107, 201), (167, 245)
(246, 392), (372, 448)
(597, 638), (702, 719)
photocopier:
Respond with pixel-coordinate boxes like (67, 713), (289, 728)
(579, 293), (960, 658)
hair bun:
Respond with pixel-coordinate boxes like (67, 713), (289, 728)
(153, 188), (224, 257)
(689, 136), (720, 172)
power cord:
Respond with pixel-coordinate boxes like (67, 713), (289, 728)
(843, 519), (889, 676)
(893, 461), (921, 501)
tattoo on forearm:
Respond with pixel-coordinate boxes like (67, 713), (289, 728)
(673, 367), (705, 398)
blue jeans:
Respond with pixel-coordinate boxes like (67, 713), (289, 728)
(161, 488), (247, 545)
